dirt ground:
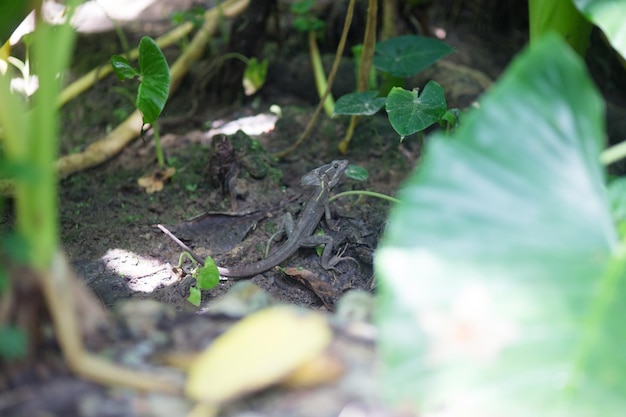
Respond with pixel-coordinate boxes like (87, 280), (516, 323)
(2, 0), (626, 416)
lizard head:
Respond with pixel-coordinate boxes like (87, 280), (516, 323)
(301, 160), (349, 188)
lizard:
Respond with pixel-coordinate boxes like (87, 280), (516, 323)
(158, 159), (350, 279)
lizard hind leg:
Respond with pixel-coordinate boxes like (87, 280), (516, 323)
(327, 242), (359, 271)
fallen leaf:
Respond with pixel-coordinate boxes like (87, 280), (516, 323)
(283, 267), (344, 309)
(281, 350), (345, 389)
(137, 166), (176, 193)
(186, 305), (332, 405)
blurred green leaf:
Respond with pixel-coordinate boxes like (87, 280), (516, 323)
(243, 57), (268, 96)
(137, 36), (170, 124)
(0, 269), (7, 292)
(608, 177), (626, 237)
(0, 2), (32, 45)
(374, 35), (454, 78)
(1, 233), (30, 263)
(170, 7), (204, 28)
(334, 91), (386, 116)
(292, 16), (325, 32)
(291, 0), (314, 15)
(385, 81), (447, 139)
(376, 34), (621, 416)
(0, 160), (39, 183)
(573, 0), (626, 59)
(0, 325), (27, 360)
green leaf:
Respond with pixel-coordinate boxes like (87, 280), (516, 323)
(0, 269), (7, 293)
(1, 233), (30, 263)
(0, 325), (27, 360)
(573, 0), (626, 60)
(194, 257), (220, 290)
(188, 286), (201, 307)
(110, 55), (139, 81)
(346, 164), (369, 181)
(439, 108), (461, 128)
(137, 36), (170, 124)
(333, 91), (386, 116)
(243, 57), (268, 96)
(385, 81), (447, 139)
(375, 34), (621, 416)
(0, 160), (40, 183)
(291, 0), (314, 15)
(608, 177), (626, 237)
(374, 35), (454, 78)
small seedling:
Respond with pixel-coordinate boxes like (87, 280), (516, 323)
(176, 252), (220, 307)
(242, 57), (268, 96)
(110, 37), (171, 166)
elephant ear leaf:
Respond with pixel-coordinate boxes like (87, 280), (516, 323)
(376, 34), (623, 417)
(136, 37), (170, 124)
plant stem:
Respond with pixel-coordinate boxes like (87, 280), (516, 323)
(309, 31), (334, 117)
(152, 124), (165, 166)
(600, 140), (626, 166)
(338, 0), (377, 153)
(330, 190), (401, 205)
(274, 0), (354, 158)
(15, 6), (77, 269)
(177, 251), (200, 268)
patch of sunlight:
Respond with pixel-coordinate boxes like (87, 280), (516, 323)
(101, 248), (176, 293)
(205, 113), (278, 137)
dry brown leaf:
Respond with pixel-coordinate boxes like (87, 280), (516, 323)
(137, 167), (176, 193)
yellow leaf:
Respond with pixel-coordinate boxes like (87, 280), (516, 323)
(137, 166), (176, 194)
(186, 305), (332, 404)
(281, 351), (345, 389)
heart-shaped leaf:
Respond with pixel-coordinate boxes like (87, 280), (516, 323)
(137, 36), (170, 124)
(187, 286), (201, 307)
(385, 81), (447, 138)
(110, 55), (139, 81)
(375, 34), (622, 416)
(334, 91), (386, 116)
(374, 35), (454, 78)
(195, 256), (220, 290)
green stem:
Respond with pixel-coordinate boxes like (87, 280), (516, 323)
(218, 51), (249, 65)
(177, 251), (200, 268)
(11, 3), (78, 269)
(309, 31), (334, 117)
(330, 190), (401, 205)
(600, 139), (626, 166)
(152, 124), (165, 166)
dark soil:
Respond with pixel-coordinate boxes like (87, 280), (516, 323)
(3, 0), (626, 416)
